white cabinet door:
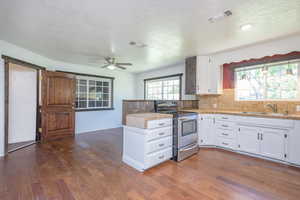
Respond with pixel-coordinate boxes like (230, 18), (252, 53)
(288, 121), (300, 165)
(238, 126), (260, 154)
(196, 56), (222, 95)
(198, 115), (215, 145)
(196, 56), (210, 94)
(260, 128), (286, 160)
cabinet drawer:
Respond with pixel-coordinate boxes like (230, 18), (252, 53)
(146, 136), (172, 154)
(216, 129), (235, 139)
(216, 138), (236, 149)
(146, 126), (172, 141)
(216, 121), (235, 131)
(147, 118), (172, 129)
(215, 115), (236, 122)
(145, 147), (172, 168)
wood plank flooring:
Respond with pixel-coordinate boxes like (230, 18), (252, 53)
(1, 127), (300, 200)
(8, 140), (35, 152)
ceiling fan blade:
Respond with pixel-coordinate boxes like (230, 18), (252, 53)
(116, 65), (126, 70)
(116, 63), (132, 66)
(101, 64), (111, 68)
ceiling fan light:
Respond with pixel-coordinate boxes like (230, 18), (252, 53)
(107, 65), (116, 70)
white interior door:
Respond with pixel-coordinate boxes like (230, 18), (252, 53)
(8, 63), (37, 144)
(238, 126), (260, 154)
(260, 128), (286, 160)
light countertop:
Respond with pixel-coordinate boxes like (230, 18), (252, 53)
(181, 109), (300, 120)
(125, 112), (173, 129)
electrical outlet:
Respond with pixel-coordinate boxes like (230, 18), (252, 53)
(296, 105), (300, 112)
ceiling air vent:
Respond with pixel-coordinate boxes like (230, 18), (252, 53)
(208, 10), (232, 23)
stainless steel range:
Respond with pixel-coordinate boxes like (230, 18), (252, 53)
(154, 101), (199, 161)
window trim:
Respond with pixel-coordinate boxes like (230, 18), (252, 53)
(143, 73), (183, 100)
(234, 59), (300, 101)
(56, 70), (114, 111)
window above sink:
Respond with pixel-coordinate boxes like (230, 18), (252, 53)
(235, 59), (300, 101)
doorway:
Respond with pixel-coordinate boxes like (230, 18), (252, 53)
(3, 56), (45, 154)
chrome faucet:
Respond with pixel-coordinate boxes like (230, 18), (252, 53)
(266, 104), (278, 113)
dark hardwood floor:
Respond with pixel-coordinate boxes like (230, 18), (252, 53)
(8, 140), (36, 152)
(1, 127), (300, 200)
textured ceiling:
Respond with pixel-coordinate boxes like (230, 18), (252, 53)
(0, 0), (300, 73)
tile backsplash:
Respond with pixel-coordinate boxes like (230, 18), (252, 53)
(197, 89), (300, 114)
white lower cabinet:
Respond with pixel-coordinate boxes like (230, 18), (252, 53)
(288, 120), (300, 165)
(198, 115), (215, 146)
(238, 126), (260, 154)
(123, 120), (173, 172)
(198, 114), (299, 166)
(260, 128), (286, 160)
(238, 126), (287, 160)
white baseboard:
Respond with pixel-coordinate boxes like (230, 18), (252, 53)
(200, 145), (300, 168)
(122, 155), (144, 172)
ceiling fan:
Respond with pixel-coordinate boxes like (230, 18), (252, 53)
(101, 57), (133, 70)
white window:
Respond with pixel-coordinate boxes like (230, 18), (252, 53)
(75, 75), (113, 110)
(145, 75), (181, 100)
(235, 59), (300, 101)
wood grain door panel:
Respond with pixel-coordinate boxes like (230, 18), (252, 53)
(42, 110), (74, 139)
(43, 72), (75, 108)
(42, 71), (75, 141)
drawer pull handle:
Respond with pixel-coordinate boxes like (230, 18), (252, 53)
(158, 132), (165, 136)
(222, 125), (228, 128)
(159, 143), (164, 147)
(222, 142), (229, 146)
(222, 133), (229, 136)
(158, 155), (164, 159)
(222, 117), (228, 120)
(158, 123), (165, 126)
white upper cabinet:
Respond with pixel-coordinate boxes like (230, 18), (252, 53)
(196, 56), (222, 95)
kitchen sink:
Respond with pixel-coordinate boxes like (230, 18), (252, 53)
(241, 111), (287, 116)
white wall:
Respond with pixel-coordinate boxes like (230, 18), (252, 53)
(135, 35), (300, 101)
(0, 58), (4, 156)
(9, 64), (37, 144)
(135, 62), (196, 100)
(210, 35), (300, 76)
(0, 40), (135, 156)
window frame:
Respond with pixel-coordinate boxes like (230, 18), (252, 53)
(56, 71), (114, 111)
(144, 73), (183, 100)
(234, 59), (300, 101)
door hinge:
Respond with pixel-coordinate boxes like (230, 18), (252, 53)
(284, 134), (288, 138)
(238, 128), (240, 132)
(284, 154), (287, 158)
(238, 144), (240, 148)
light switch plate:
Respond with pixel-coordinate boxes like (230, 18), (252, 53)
(213, 104), (217, 108)
(296, 105), (300, 112)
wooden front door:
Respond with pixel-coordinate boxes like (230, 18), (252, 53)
(41, 71), (76, 141)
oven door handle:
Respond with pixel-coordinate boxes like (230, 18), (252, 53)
(180, 144), (198, 152)
(179, 118), (189, 121)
